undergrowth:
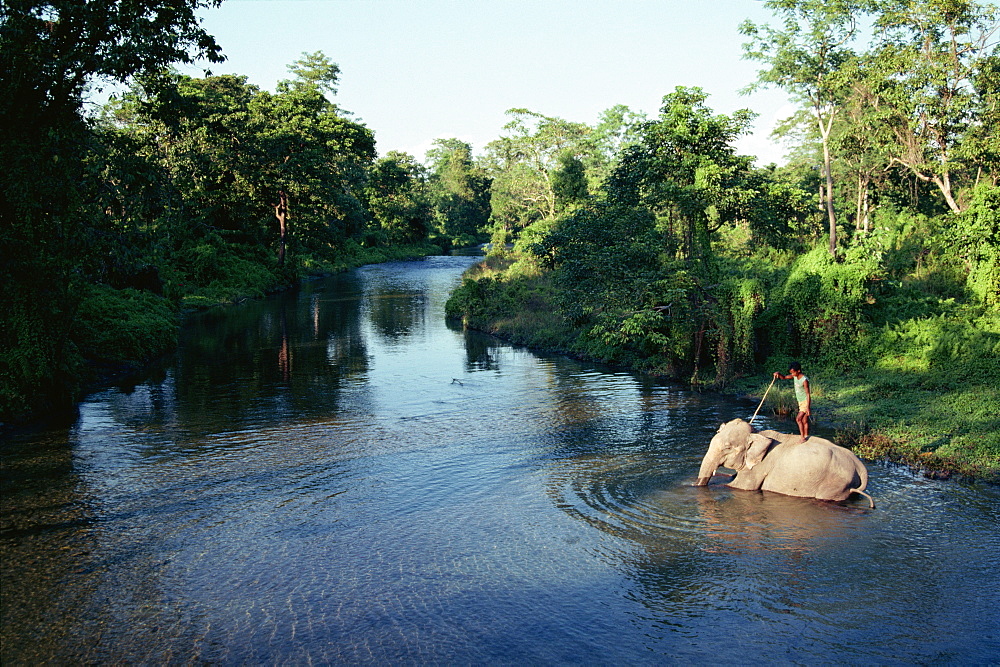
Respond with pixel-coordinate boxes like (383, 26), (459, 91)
(446, 223), (1000, 481)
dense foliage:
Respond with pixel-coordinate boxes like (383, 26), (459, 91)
(0, 4), (483, 423)
(447, 0), (999, 478)
(1, 0), (224, 419)
(2, 1), (997, 479)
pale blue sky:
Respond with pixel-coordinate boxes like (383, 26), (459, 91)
(181, 0), (796, 164)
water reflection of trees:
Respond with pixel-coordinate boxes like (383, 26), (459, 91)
(141, 275), (374, 434)
(365, 291), (428, 341)
(459, 328), (505, 371)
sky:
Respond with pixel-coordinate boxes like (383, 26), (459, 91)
(176, 0), (798, 165)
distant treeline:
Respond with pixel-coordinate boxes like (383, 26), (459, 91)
(1, 4), (491, 422)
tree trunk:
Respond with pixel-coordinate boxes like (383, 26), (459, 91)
(275, 190), (288, 267)
(855, 173), (872, 234)
(862, 185), (871, 234)
(934, 172), (962, 214)
(892, 158), (963, 214)
(856, 174), (864, 232)
(822, 135), (837, 257)
(815, 107), (838, 257)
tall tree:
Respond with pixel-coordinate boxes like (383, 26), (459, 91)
(866, 0), (1000, 212)
(424, 139), (491, 245)
(283, 50), (341, 97)
(608, 87), (759, 263)
(253, 78), (375, 257)
(585, 104), (646, 188)
(741, 0), (869, 256)
(483, 109), (591, 238)
(0, 0), (224, 420)
(364, 151), (432, 245)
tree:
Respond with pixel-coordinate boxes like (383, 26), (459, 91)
(0, 0), (224, 420)
(607, 87), (759, 263)
(101, 57), (375, 281)
(483, 109), (591, 238)
(424, 139), (491, 245)
(866, 0), (1000, 212)
(832, 61), (896, 233)
(585, 104), (647, 188)
(551, 152), (589, 211)
(252, 79), (375, 257)
(364, 152), (432, 245)
(283, 51), (341, 97)
(742, 0), (870, 256)
(0, 0), (223, 122)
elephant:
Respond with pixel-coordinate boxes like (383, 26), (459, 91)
(694, 418), (875, 508)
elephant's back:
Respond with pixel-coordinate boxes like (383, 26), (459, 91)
(761, 441), (865, 501)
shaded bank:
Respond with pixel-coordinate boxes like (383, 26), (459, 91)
(1, 243), (446, 429)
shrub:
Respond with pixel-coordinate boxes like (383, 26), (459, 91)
(954, 185), (1000, 307)
(72, 284), (178, 365)
(0, 291), (82, 422)
(776, 244), (882, 365)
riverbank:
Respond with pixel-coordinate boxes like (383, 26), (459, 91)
(5, 251), (996, 664)
(1, 243), (447, 429)
(722, 373), (999, 483)
(445, 257), (1000, 484)
(176, 241), (447, 312)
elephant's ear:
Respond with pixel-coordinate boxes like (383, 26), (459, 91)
(745, 434), (772, 470)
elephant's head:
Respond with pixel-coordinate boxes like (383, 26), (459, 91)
(694, 418), (773, 486)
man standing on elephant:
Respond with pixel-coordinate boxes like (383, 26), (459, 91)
(774, 362), (811, 442)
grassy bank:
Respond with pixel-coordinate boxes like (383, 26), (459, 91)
(727, 369), (999, 482)
(447, 256), (1000, 483)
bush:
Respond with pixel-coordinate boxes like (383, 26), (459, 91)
(0, 290), (83, 422)
(775, 244), (882, 365)
(954, 185), (1000, 307)
(72, 284), (178, 365)
(873, 312), (1000, 387)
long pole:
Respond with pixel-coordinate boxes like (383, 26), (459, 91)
(749, 375), (777, 427)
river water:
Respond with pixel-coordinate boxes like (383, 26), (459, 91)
(2, 254), (998, 664)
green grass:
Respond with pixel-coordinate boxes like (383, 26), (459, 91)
(719, 316), (1000, 482)
(178, 241), (445, 310)
(447, 257), (580, 350)
(737, 371), (1000, 482)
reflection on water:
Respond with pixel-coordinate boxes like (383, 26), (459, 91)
(2, 254), (999, 664)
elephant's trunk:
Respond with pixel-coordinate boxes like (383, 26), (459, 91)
(695, 450), (721, 486)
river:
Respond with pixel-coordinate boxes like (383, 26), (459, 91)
(2, 253), (998, 664)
